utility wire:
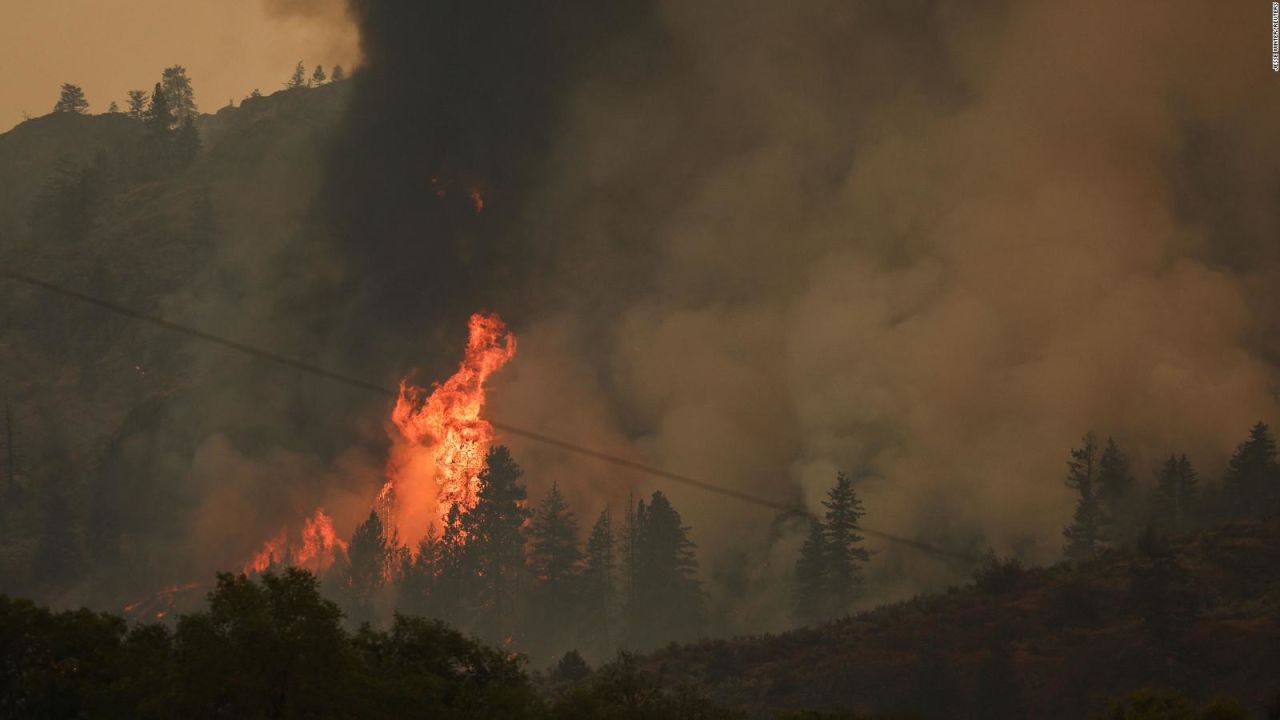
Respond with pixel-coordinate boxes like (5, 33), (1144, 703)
(1, 268), (979, 565)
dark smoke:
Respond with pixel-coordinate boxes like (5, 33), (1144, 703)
(311, 0), (660, 381)
(26, 0), (1276, 630)
(262, 0), (1280, 626)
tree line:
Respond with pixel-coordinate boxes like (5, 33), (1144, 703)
(48, 60), (346, 121)
(286, 444), (879, 661)
(1061, 421), (1280, 561)
(285, 61), (346, 90)
(277, 446), (707, 663)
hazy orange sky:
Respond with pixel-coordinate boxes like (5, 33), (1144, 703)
(0, 0), (359, 132)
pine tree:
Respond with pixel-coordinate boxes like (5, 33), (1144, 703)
(287, 61), (307, 89)
(621, 493), (640, 612)
(1221, 422), (1279, 517)
(1063, 432), (1104, 561)
(823, 472), (871, 613)
(342, 510), (392, 624)
(1153, 454), (1199, 534)
(161, 66), (197, 123)
(1097, 437), (1138, 545)
(311, 65), (327, 86)
(579, 507), (616, 656)
(430, 505), (469, 625)
(397, 527), (437, 618)
(107, 101), (120, 113)
(527, 483), (582, 655)
(146, 82), (174, 133)
(793, 516), (830, 625)
(461, 446), (529, 644)
(126, 89), (149, 119)
(52, 83), (89, 114)
(530, 483), (582, 590)
(624, 491), (704, 647)
(330, 65), (346, 82)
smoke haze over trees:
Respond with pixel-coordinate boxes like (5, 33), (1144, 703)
(1, 2), (1280, 710)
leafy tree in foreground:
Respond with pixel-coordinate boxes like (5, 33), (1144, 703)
(174, 569), (351, 716)
(53, 83), (89, 114)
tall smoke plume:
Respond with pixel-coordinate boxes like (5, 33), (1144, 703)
(53, 0), (1276, 625)
(273, 0), (1280, 622)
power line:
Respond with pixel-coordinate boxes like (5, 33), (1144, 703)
(0, 268), (979, 565)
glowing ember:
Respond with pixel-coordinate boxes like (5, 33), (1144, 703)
(242, 508), (348, 575)
(123, 582), (199, 620)
(469, 186), (485, 213)
(383, 312), (516, 547)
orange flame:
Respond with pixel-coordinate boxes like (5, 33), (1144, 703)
(243, 528), (287, 575)
(294, 508), (349, 571)
(123, 582), (199, 620)
(382, 312), (516, 547)
(242, 508), (348, 575)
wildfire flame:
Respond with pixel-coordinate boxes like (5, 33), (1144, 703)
(237, 312), (514, 574)
(428, 175), (486, 213)
(123, 582), (199, 621)
(242, 508), (349, 575)
(383, 312), (516, 547)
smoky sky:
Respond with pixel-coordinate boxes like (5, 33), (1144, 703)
(56, 0), (1279, 625)
(272, 0), (1280, 619)
(309, 0), (658, 381)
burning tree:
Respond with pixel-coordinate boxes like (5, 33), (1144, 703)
(384, 311), (516, 548)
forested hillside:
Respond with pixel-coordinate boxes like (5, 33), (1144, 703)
(0, 76), (350, 606)
(4, 517), (1278, 718)
(643, 517), (1280, 719)
(3, 42), (1279, 720)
